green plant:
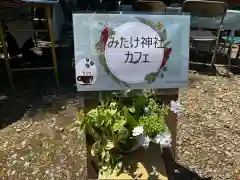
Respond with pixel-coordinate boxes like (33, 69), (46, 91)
(138, 97), (168, 138)
(78, 103), (128, 175)
(77, 90), (176, 175)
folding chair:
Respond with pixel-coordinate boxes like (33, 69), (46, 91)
(181, 0), (227, 66)
(219, 14), (240, 75)
(133, 0), (167, 12)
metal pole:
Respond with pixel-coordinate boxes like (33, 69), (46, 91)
(227, 30), (234, 76)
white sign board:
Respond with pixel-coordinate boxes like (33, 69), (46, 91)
(73, 13), (190, 91)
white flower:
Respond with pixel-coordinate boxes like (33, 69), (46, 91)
(153, 132), (172, 147)
(152, 134), (162, 144)
(143, 106), (148, 113)
(132, 126), (144, 136)
(139, 134), (151, 149)
(170, 100), (181, 116)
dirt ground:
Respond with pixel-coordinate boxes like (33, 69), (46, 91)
(0, 86), (87, 180)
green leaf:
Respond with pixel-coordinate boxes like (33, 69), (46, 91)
(105, 140), (114, 150)
(125, 89), (142, 97)
(99, 55), (110, 74)
(108, 28), (115, 37)
(135, 17), (157, 31)
(101, 165), (108, 170)
(86, 124), (101, 141)
(126, 113), (138, 128)
(145, 72), (157, 84)
(117, 127), (128, 142)
(91, 141), (101, 156)
(77, 110), (84, 117)
(163, 40), (171, 47)
(103, 151), (111, 162)
(95, 40), (101, 52)
(123, 106), (129, 120)
(116, 161), (123, 169)
(109, 102), (117, 109)
(136, 96), (148, 108)
(101, 134), (109, 145)
(101, 150), (106, 159)
(112, 161), (123, 175)
(123, 106), (137, 127)
(128, 107), (135, 113)
(159, 28), (167, 42)
(113, 118), (126, 132)
(109, 109), (117, 115)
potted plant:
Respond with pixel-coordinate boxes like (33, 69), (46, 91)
(77, 89), (180, 175)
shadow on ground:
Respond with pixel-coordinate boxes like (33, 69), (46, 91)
(0, 44), (79, 129)
(189, 49), (240, 76)
(173, 164), (212, 180)
(162, 147), (212, 180)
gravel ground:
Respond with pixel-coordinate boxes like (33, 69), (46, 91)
(0, 66), (240, 180)
(177, 67), (240, 180)
(0, 89), (87, 180)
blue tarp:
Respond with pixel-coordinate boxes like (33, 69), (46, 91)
(222, 36), (240, 44)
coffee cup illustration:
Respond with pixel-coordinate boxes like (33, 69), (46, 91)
(77, 75), (93, 84)
(75, 58), (97, 86)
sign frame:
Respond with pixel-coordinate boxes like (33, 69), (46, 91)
(73, 13), (190, 91)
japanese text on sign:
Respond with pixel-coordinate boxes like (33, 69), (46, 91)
(107, 36), (163, 64)
(107, 36), (164, 49)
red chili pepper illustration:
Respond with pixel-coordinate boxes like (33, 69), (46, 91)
(101, 27), (109, 50)
(160, 48), (172, 69)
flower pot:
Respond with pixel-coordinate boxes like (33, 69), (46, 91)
(116, 136), (142, 154)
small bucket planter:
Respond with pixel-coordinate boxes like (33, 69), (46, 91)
(77, 89), (180, 176)
(115, 135), (142, 154)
